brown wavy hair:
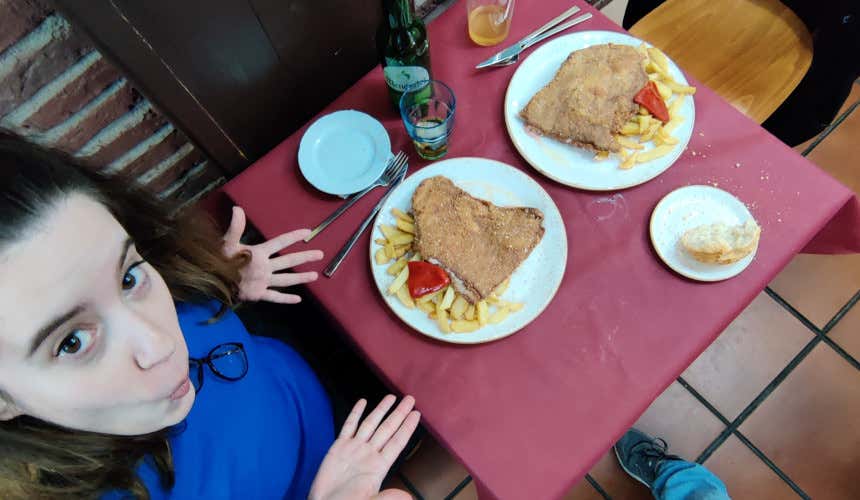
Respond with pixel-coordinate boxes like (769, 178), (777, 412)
(0, 133), (247, 498)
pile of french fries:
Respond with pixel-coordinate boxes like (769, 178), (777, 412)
(595, 45), (697, 169)
(374, 208), (523, 335)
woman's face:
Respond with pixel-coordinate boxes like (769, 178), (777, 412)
(0, 193), (194, 435)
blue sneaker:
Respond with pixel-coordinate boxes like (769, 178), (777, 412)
(613, 428), (682, 488)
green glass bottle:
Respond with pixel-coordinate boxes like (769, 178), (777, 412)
(378, 0), (432, 109)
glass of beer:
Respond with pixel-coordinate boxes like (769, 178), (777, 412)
(467, 0), (515, 46)
(399, 80), (456, 161)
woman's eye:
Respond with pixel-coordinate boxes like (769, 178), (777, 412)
(122, 262), (146, 291)
(56, 329), (93, 357)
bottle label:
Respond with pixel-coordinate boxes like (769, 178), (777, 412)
(384, 66), (430, 92)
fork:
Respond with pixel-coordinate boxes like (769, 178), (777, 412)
(323, 154), (409, 277)
(304, 151), (408, 242)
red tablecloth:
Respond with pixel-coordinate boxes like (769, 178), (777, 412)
(222, 1), (860, 498)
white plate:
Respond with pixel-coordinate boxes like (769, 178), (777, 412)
(370, 157), (568, 344)
(650, 185), (758, 281)
(504, 30), (696, 191)
(298, 110), (391, 196)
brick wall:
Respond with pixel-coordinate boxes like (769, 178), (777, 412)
(0, 0), (224, 210)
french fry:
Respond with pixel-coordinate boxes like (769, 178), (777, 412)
(621, 122), (640, 135)
(657, 128), (679, 145)
(663, 116), (684, 135)
(387, 265), (409, 295)
(392, 245), (410, 258)
(396, 218), (415, 234)
(640, 122), (661, 143)
(384, 243), (396, 259)
(418, 301), (435, 314)
(638, 105), (650, 115)
(638, 115), (652, 134)
(647, 47), (670, 74)
(439, 286), (455, 310)
(450, 295), (468, 320)
(379, 224), (400, 240)
(409, 252), (422, 262)
(637, 144), (675, 163)
(594, 151), (610, 161)
(416, 290), (438, 304)
(387, 257), (408, 276)
(620, 152), (638, 170)
(375, 238), (387, 246)
(477, 300), (489, 326)
(494, 278), (510, 296)
(391, 208), (414, 222)
(465, 304), (476, 321)
(375, 247), (391, 265)
(647, 72), (661, 82)
(508, 302), (524, 312)
(654, 80), (672, 101)
(436, 307), (451, 333)
(668, 97), (684, 118)
(451, 320), (480, 333)
(486, 295), (502, 305)
(489, 307), (510, 324)
(396, 286), (415, 308)
(388, 232), (414, 246)
(663, 79), (696, 95)
(617, 136), (644, 150)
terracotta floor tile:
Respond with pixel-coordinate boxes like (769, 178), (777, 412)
(680, 292), (814, 419)
(382, 474), (418, 499)
(399, 436), (470, 499)
(702, 435), (799, 499)
(585, 381), (725, 498)
(562, 477), (606, 500)
(739, 344), (860, 499)
(829, 300), (860, 361)
(452, 480), (479, 500)
(768, 253), (860, 328)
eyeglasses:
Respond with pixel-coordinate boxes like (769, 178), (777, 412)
(188, 342), (248, 394)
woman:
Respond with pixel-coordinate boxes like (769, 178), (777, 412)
(0, 134), (420, 499)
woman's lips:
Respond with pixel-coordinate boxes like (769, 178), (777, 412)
(168, 378), (191, 400)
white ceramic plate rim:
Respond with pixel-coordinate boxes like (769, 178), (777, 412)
(650, 185), (758, 282)
(369, 157), (568, 344)
(504, 30), (696, 191)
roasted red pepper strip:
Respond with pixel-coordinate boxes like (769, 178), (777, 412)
(407, 261), (451, 299)
(633, 81), (670, 123)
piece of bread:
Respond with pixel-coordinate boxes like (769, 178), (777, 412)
(680, 219), (761, 265)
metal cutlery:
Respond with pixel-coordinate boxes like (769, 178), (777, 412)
(305, 151), (408, 242)
(323, 155), (409, 277)
(475, 6), (593, 69)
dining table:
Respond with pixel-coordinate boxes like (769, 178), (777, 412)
(219, 0), (860, 498)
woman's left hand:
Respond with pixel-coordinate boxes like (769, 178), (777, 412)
(222, 206), (323, 304)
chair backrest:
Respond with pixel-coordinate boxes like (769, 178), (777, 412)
(630, 0), (813, 123)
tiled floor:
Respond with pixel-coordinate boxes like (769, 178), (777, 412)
(388, 3), (860, 498)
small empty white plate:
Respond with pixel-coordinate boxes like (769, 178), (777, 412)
(298, 110), (391, 196)
(650, 185), (758, 282)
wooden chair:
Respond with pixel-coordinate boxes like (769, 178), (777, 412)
(630, 0), (813, 124)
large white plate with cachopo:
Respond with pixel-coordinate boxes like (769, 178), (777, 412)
(505, 30), (696, 191)
(369, 157), (567, 344)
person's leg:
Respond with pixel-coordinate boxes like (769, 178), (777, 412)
(614, 428), (730, 500)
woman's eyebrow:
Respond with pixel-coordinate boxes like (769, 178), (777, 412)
(26, 238), (133, 357)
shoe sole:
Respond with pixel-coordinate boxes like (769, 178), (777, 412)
(613, 445), (652, 490)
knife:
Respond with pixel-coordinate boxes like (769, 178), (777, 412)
(476, 5), (583, 69)
(323, 161), (409, 278)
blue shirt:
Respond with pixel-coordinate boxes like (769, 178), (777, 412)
(111, 301), (335, 499)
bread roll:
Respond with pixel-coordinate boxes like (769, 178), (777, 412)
(681, 219), (761, 264)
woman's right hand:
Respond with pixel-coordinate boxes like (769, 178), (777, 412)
(308, 395), (421, 500)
